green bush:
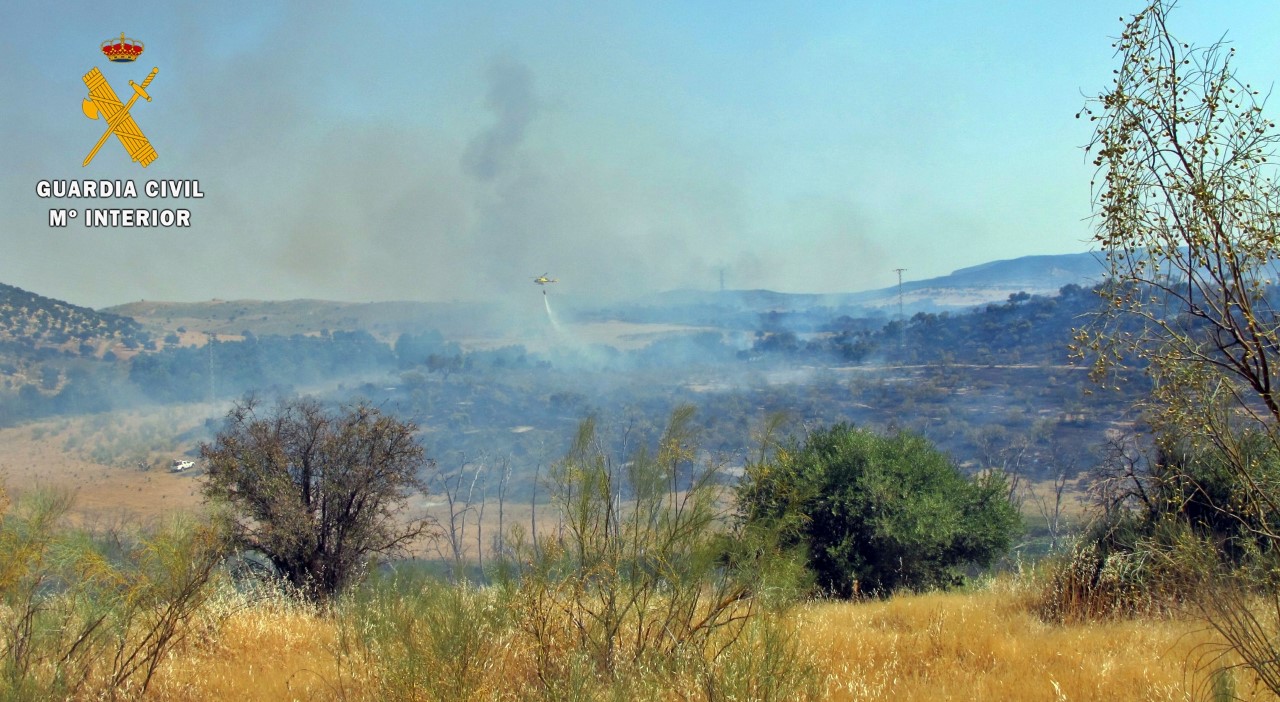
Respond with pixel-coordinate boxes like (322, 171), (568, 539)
(336, 575), (511, 702)
(736, 423), (1021, 597)
(1039, 437), (1280, 623)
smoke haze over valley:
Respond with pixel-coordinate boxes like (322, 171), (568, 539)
(5, 2), (1277, 310)
(0, 250), (1130, 530)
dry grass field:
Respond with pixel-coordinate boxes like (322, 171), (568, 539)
(104, 297), (721, 354)
(145, 595), (341, 702)
(121, 578), (1248, 702)
(0, 409), (208, 525)
(0, 412), (1263, 700)
(798, 583), (1250, 701)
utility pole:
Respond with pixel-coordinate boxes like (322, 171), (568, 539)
(207, 333), (215, 404)
(893, 268), (907, 361)
(893, 268), (907, 320)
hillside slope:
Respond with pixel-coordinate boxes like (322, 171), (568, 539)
(651, 251), (1105, 314)
(0, 282), (146, 350)
(590, 251), (1106, 330)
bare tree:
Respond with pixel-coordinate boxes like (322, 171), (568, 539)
(201, 396), (435, 599)
(1025, 469), (1073, 554)
(1079, 1), (1280, 689)
(974, 425), (1032, 509)
(434, 456), (487, 581)
(436, 458), (469, 576)
(1079, 0), (1280, 520)
(492, 455), (513, 563)
(1085, 431), (1156, 519)
(473, 461), (488, 575)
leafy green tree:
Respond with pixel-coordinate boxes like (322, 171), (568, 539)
(201, 397), (434, 599)
(736, 424), (1020, 597)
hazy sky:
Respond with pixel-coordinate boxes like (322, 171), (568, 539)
(3, 1), (1278, 308)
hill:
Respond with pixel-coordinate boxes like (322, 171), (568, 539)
(0, 282), (147, 351)
(103, 298), (496, 342)
(0, 282), (150, 396)
(102, 252), (1108, 342)
(703, 251), (1103, 312)
(590, 251), (1106, 330)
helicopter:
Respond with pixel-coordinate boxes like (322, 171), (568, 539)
(533, 273), (558, 285)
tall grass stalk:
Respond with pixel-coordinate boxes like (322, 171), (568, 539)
(0, 486), (225, 699)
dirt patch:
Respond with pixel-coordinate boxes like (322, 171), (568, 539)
(0, 411), (211, 525)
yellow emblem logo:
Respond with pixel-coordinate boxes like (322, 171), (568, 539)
(82, 33), (158, 167)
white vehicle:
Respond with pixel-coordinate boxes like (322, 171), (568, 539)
(171, 459), (195, 472)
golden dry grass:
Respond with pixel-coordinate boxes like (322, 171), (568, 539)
(121, 577), (1257, 702)
(0, 418), (1261, 700)
(800, 581), (1251, 701)
(146, 593), (339, 702)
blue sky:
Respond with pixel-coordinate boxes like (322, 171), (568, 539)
(2, 1), (1278, 307)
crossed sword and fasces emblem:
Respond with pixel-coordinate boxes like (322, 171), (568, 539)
(81, 66), (158, 167)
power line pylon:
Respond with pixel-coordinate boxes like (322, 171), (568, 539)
(893, 268), (907, 320)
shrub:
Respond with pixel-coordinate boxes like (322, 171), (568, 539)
(736, 423), (1022, 597)
(201, 396), (435, 600)
(1039, 438), (1280, 623)
(1035, 512), (1195, 623)
(516, 407), (810, 689)
(336, 575), (511, 701)
(0, 488), (226, 699)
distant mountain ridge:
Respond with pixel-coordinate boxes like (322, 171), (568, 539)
(857, 251), (1105, 312)
(97, 251), (1110, 339)
(0, 250), (1106, 409)
(649, 251), (1106, 315)
(928, 251), (1105, 291)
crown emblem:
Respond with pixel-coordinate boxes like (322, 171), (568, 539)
(101, 33), (144, 62)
